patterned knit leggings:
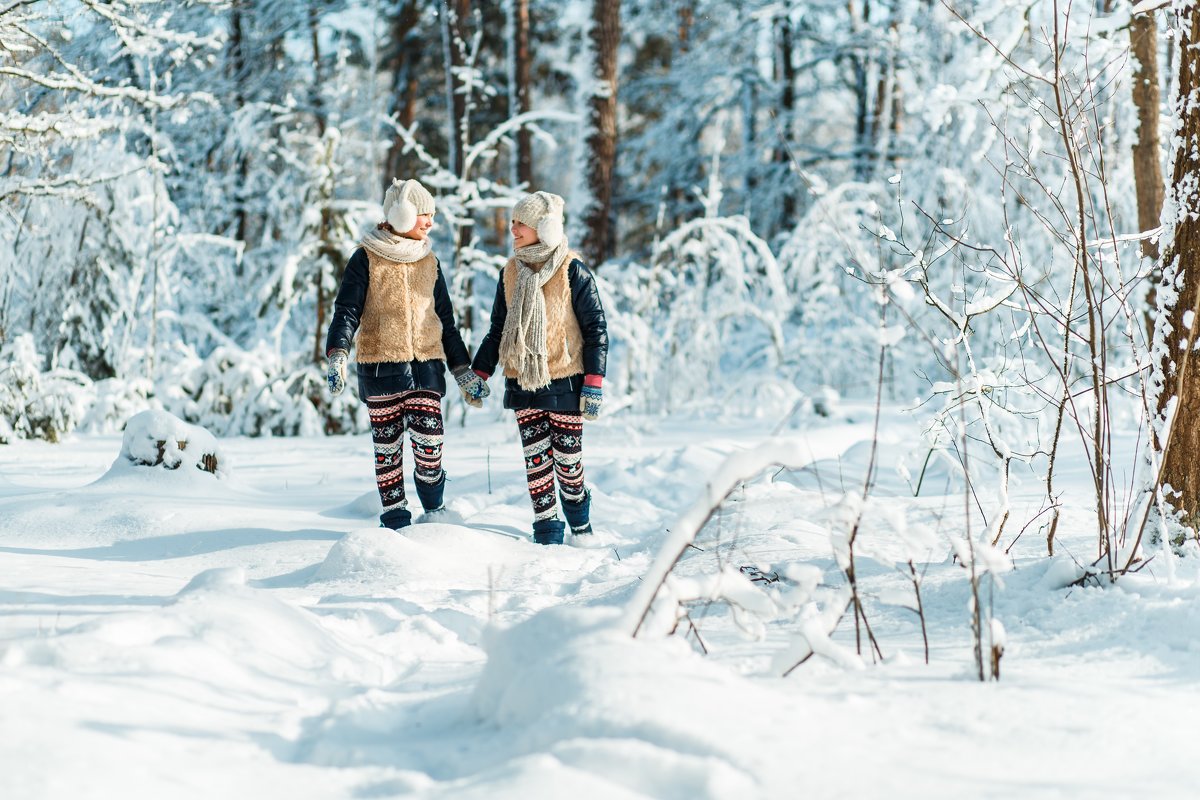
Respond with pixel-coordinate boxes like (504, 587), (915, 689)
(515, 409), (586, 522)
(366, 390), (444, 511)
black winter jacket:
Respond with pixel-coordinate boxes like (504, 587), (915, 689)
(472, 259), (608, 412)
(325, 248), (471, 398)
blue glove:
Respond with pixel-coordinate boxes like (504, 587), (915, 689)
(453, 366), (490, 408)
(326, 350), (348, 396)
(580, 383), (602, 421)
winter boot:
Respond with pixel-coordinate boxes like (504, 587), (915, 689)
(380, 506), (412, 530)
(560, 488), (592, 536)
(415, 471), (447, 513)
(532, 518), (566, 545)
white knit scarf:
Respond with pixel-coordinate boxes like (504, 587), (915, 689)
(499, 237), (571, 390)
(359, 224), (432, 263)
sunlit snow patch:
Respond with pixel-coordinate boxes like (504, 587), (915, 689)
(314, 525), (543, 587)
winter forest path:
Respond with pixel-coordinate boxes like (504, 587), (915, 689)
(1, 410), (1199, 798)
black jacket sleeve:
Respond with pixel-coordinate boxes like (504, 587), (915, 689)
(433, 262), (471, 369)
(569, 260), (608, 376)
(325, 248), (369, 356)
(471, 276), (508, 377)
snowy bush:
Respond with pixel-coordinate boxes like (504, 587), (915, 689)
(80, 377), (157, 435)
(0, 334), (93, 443)
(161, 343), (367, 437)
(603, 200), (797, 416)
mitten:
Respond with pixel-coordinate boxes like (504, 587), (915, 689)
(580, 376), (603, 421)
(326, 350), (348, 396)
(453, 366), (490, 408)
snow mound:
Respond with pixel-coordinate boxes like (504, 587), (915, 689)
(314, 524), (539, 586)
(319, 490), (381, 520)
(776, 438), (963, 497)
(1038, 556), (1086, 590)
(416, 507), (465, 525)
(471, 605), (772, 795)
(5, 566), (391, 688)
(177, 566), (247, 594)
(0, 492), (172, 549)
(118, 409), (226, 477)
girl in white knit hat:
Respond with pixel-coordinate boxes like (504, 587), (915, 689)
(471, 191), (609, 545)
(325, 178), (490, 530)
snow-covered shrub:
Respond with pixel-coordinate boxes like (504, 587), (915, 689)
(776, 181), (926, 399)
(644, 562), (823, 643)
(0, 334), (93, 443)
(161, 342), (367, 437)
(121, 409), (225, 477)
(80, 377), (157, 435)
(227, 362), (345, 438)
(603, 203), (797, 416)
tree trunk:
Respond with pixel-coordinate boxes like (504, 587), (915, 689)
(439, 0), (475, 330)
(508, 0), (533, 188)
(1130, 2), (1165, 337)
(309, 3), (326, 139)
(678, 3), (693, 51)
(1155, 4), (1200, 536)
(229, 0), (249, 248)
(309, 2), (338, 365)
(581, 0), (621, 267)
(849, 0), (873, 181)
(872, 15), (901, 174)
(743, 50), (757, 207)
(441, 0), (471, 179)
(775, 6), (796, 226)
(383, 1), (422, 190)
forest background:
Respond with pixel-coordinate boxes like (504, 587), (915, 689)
(8, 0), (1200, 559)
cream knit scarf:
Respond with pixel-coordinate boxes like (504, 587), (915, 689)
(499, 237), (570, 390)
(359, 224), (432, 263)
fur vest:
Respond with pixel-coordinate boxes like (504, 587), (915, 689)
(356, 251), (447, 364)
(501, 254), (585, 380)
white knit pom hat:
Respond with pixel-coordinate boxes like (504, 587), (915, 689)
(512, 191), (565, 248)
(383, 178), (436, 232)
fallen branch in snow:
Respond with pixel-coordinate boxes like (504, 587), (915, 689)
(623, 441), (818, 638)
(779, 593), (855, 677)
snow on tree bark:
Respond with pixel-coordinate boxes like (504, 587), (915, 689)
(1153, 0), (1200, 539)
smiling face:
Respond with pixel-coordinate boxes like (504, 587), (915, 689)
(400, 214), (434, 241)
(511, 219), (539, 249)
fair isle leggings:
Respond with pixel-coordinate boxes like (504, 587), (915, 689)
(515, 409), (586, 522)
(366, 390), (444, 511)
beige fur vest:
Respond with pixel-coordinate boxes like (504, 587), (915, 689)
(355, 250), (446, 363)
(501, 254), (585, 380)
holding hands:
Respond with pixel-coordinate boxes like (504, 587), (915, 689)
(454, 366), (491, 408)
(326, 349), (349, 396)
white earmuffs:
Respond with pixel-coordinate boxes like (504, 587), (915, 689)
(386, 179), (418, 233)
(536, 194), (564, 248)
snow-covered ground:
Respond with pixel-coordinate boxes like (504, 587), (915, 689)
(2, 406), (1199, 799)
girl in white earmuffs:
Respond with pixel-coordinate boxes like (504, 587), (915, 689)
(324, 178), (490, 530)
